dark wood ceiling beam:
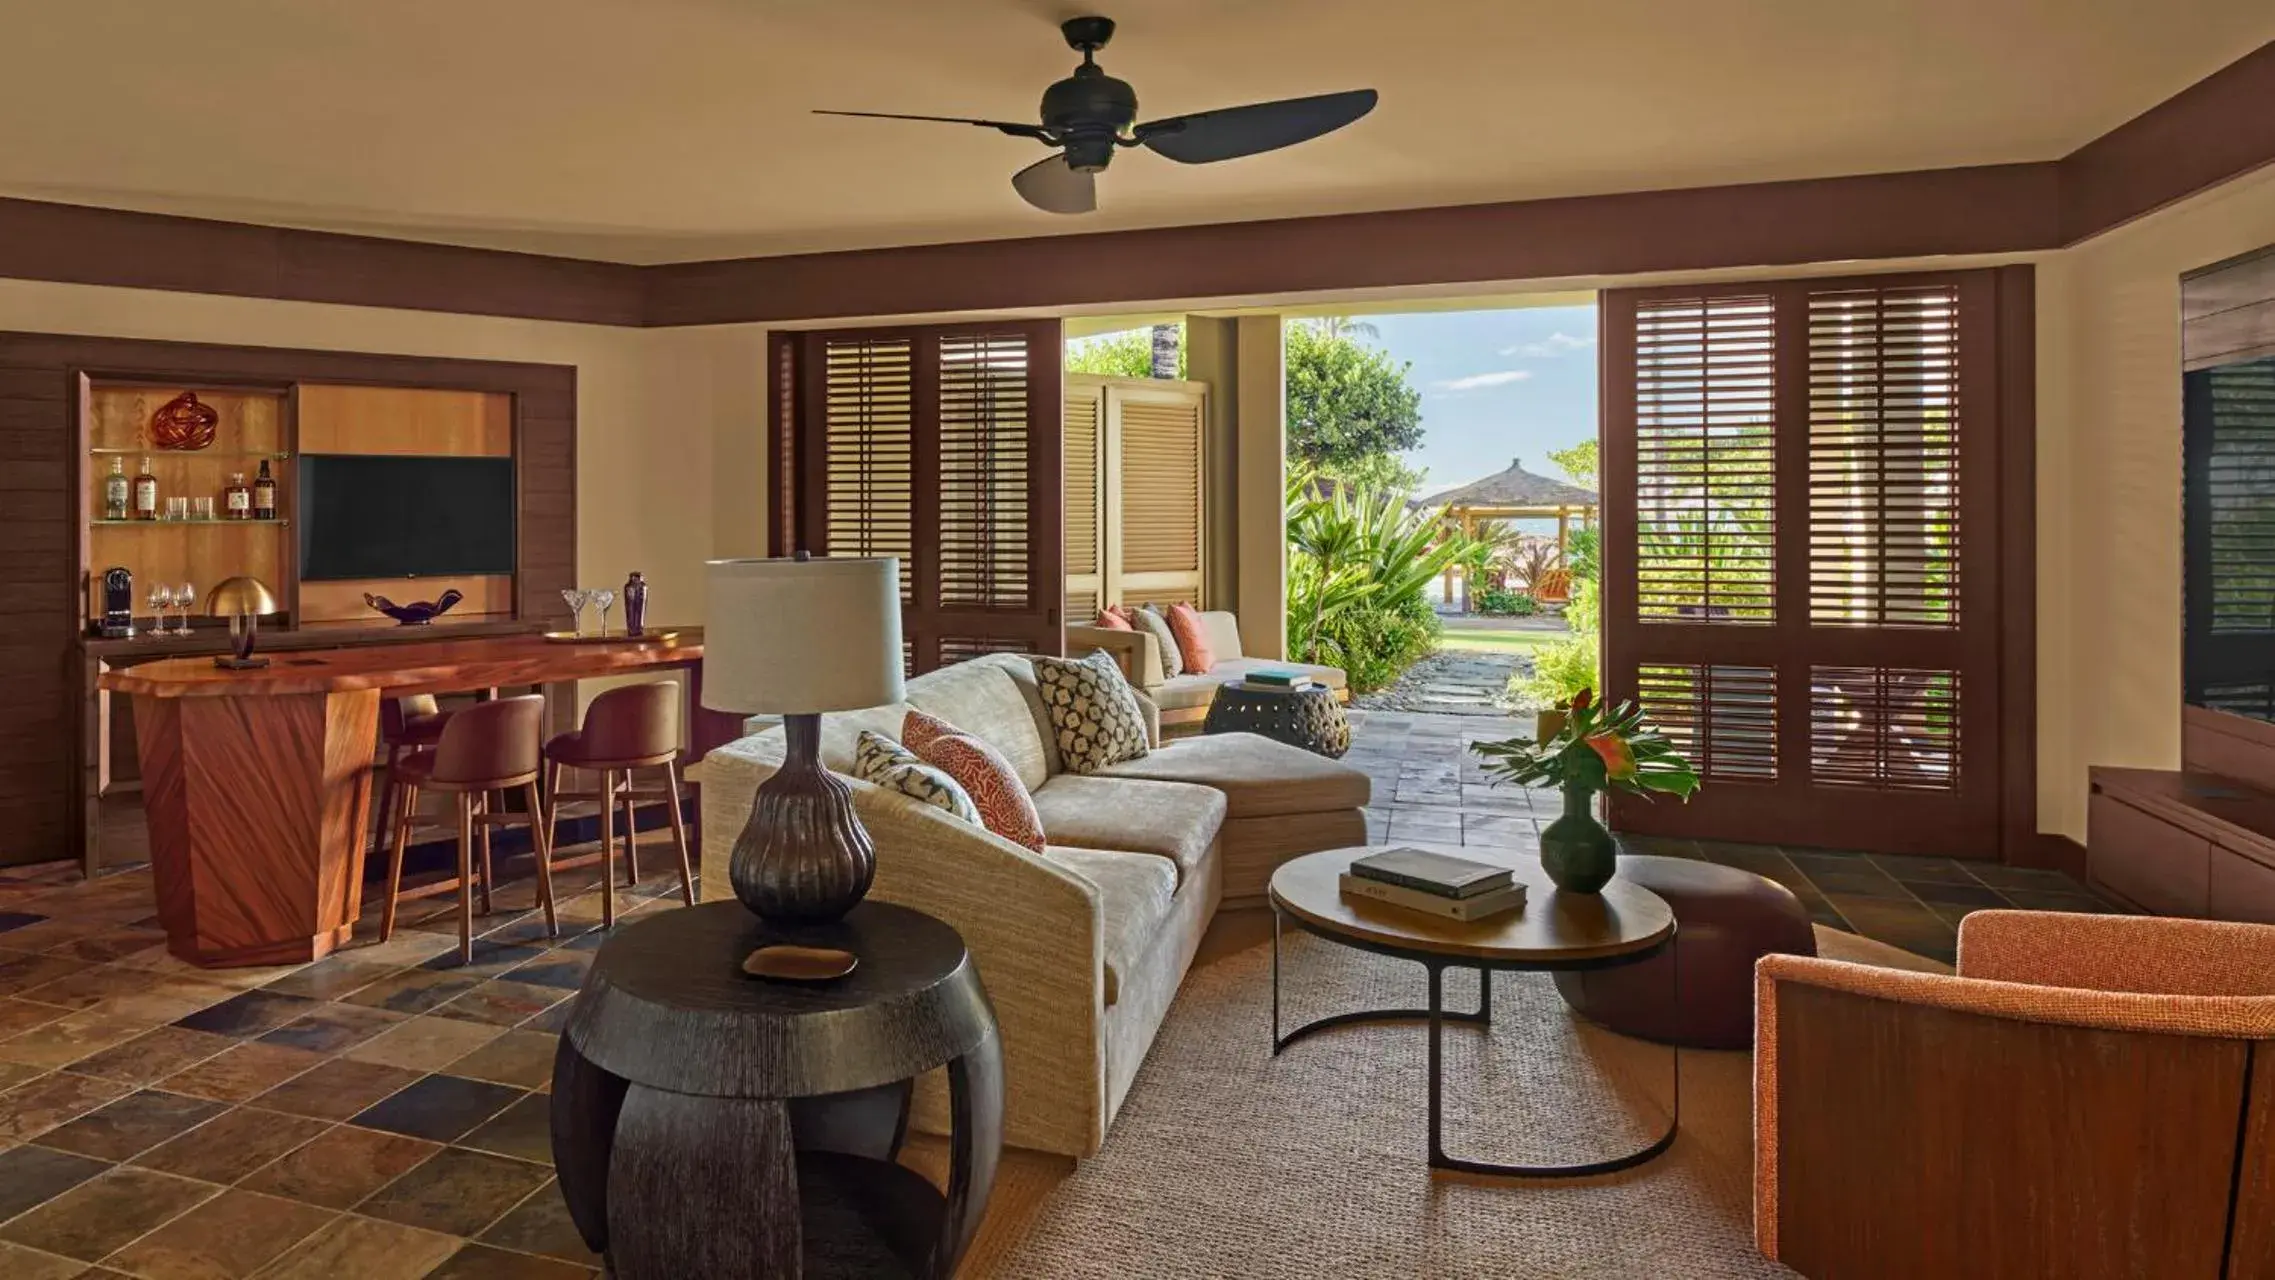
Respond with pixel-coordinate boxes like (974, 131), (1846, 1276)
(2060, 40), (2275, 243)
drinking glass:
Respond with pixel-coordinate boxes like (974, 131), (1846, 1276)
(560, 587), (591, 637)
(192, 497), (215, 521)
(590, 588), (616, 637)
(165, 496), (189, 522)
(176, 582), (196, 634)
(148, 585), (172, 637)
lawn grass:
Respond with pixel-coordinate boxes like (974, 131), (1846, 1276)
(1435, 629), (1565, 655)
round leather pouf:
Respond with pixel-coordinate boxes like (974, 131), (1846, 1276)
(1553, 853), (1817, 1050)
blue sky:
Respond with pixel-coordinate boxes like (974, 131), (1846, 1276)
(1361, 302), (1599, 496)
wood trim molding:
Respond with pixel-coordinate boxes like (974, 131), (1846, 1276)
(0, 196), (644, 326)
(0, 39), (2263, 327)
(2059, 41), (2275, 244)
(644, 163), (2063, 325)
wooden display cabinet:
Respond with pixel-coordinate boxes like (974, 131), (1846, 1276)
(80, 377), (298, 631)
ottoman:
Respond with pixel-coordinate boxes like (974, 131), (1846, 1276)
(1554, 854), (1816, 1049)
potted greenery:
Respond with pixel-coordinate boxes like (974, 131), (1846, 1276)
(1470, 689), (1700, 893)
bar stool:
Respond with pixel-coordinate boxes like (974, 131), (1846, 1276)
(379, 694), (559, 962)
(540, 681), (695, 928)
(372, 695), (453, 853)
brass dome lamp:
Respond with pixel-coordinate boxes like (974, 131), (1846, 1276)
(206, 575), (279, 669)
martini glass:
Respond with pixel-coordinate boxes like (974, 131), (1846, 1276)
(590, 588), (617, 638)
(560, 588), (591, 637)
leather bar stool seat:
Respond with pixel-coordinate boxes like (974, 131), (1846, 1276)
(1553, 853), (1818, 1049)
(373, 694), (456, 856)
(378, 695), (559, 962)
(541, 680), (694, 928)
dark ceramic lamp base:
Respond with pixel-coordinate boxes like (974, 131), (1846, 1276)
(728, 713), (876, 946)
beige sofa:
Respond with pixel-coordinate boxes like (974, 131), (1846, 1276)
(698, 653), (1368, 1158)
(1066, 608), (1347, 729)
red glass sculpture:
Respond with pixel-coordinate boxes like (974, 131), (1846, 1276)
(149, 392), (219, 451)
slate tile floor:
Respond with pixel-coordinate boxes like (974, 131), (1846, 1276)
(1349, 709), (2123, 966)
(0, 845), (692, 1279)
(0, 710), (2122, 1276)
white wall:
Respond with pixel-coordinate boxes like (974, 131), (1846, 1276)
(2036, 166), (2275, 841)
(0, 278), (769, 632)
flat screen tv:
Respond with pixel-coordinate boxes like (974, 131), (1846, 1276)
(298, 454), (516, 581)
(2184, 354), (2275, 723)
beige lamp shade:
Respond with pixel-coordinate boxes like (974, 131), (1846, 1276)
(702, 556), (906, 714)
(205, 575), (279, 617)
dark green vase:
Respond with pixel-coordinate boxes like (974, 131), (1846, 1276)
(1539, 783), (1617, 893)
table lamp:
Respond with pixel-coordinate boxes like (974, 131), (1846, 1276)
(207, 576), (279, 670)
(703, 554), (905, 925)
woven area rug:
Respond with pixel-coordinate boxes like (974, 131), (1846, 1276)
(930, 923), (1934, 1279)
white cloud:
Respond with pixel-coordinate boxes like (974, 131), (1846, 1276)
(1433, 369), (1533, 392)
(1499, 332), (1597, 359)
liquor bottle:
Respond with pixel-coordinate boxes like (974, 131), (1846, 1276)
(252, 459), (277, 519)
(622, 570), (647, 636)
(102, 457), (129, 520)
(132, 456), (159, 521)
(223, 471), (252, 521)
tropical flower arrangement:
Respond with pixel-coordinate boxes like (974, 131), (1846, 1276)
(1469, 689), (1699, 892)
(1471, 688), (1701, 800)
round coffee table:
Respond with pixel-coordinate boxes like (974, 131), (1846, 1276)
(551, 900), (1002, 1278)
(1268, 845), (1678, 1178)
(1202, 679), (1350, 757)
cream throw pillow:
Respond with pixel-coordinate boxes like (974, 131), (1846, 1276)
(1133, 606), (1183, 678)
(1033, 651), (1152, 775)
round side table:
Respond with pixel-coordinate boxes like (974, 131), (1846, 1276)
(1202, 679), (1351, 757)
(550, 899), (1002, 1279)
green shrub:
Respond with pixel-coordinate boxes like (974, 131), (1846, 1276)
(1474, 587), (1539, 617)
(1522, 633), (1599, 706)
(1317, 592), (1442, 693)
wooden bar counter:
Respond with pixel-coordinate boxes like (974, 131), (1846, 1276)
(100, 630), (706, 968)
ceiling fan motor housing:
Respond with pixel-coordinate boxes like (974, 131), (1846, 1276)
(1042, 65), (1137, 172)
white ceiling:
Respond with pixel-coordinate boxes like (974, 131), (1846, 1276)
(2, 0), (2268, 263)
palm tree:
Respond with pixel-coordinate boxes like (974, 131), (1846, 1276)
(1150, 324), (1179, 379)
(1307, 315), (1381, 342)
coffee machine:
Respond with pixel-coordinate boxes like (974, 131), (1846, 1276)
(96, 566), (133, 639)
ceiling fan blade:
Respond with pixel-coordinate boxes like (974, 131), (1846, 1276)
(1011, 154), (1097, 215)
(813, 109), (1050, 141)
(1135, 89), (1378, 164)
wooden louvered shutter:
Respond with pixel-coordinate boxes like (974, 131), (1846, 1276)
(1605, 271), (2017, 856)
(1110, 382), (1206, 609)
(1062, 382), (1106, 624)
(775, 321), (1063, 674)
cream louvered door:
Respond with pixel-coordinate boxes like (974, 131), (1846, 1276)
(1061, 375), (1207, 619)
(1604, 273), (2021, 856)
(776, 321), (1064, 674)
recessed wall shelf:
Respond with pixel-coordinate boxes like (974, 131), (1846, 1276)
(91, 518), (288, 527)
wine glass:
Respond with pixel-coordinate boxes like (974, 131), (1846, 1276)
(147, 585), (172, 638)
(590, 588), (617, 638)
(175, 582), (196, 635)
(560, 587), (591, 637)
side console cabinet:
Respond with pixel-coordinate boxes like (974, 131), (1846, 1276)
(2087, 767), (2275, 923)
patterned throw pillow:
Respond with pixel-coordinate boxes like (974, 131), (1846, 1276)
(901, 708), (959, 756)
(1033, 652), (1151, 775)
(852, 730), (981, 825)
(1167, 602), (1216, 673)
(914, 731), (1047, 852)
(1134, 606), (1184, 678)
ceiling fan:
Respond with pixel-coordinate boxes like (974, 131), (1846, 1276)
(815, 15), (1378, 215)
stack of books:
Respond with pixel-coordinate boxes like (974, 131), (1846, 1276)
(1241, 667), (1317, 693)
(1340, 848), (1525, 923)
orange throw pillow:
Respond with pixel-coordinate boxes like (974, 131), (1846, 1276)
(901, 708), (959, 755)
(1094, 606), (1133, 631)
(916, 732), (1047, 852)
(1167, 602), (1215, 672)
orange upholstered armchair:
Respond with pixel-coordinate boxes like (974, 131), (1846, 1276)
(1754, 911), (2275, 1280)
